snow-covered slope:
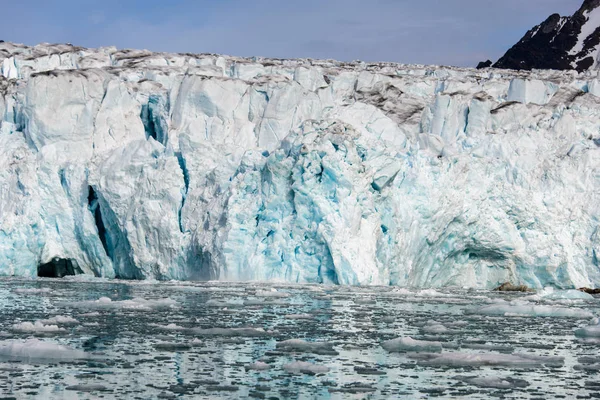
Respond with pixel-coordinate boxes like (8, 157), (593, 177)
(1, 41), (600, 288)
(495, 0), (600, 71)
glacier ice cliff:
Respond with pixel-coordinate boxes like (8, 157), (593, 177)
(1, 41), (600, 288)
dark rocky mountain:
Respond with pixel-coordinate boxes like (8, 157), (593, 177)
(492, 0), (600, 71)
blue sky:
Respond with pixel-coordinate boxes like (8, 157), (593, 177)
(0, 0), (584, 67)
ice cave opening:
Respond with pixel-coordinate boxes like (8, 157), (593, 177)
(37, 258), (82, 278)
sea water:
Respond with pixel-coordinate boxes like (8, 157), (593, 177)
(0, 278), (597, 399)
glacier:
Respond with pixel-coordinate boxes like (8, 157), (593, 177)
(1, 41), (600, 288)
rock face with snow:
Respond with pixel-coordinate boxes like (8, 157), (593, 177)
(1, 41), (600, 289)
(494, 0), (600, 71)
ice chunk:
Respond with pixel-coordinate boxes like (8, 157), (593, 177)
(0, 339), (87, 361)
(254, 289), (290, 298)
(415, 289), (451, 298)
(38, 316), (78, 325)
(283, 361), (330, 374)
(205, 299), (245, 308)
(276, 339), (339, 355)
(12, 321), (66, 333)
(381, 337), (443, 353)
(13, 288), (52, 295)
(455, 375), (529, 389)
(150, 323), (186, 331)
(575, 324), (600, 338)
(192, 327), (271, 337)
(421, 322), (450, 334)
(468, 302), (593, 318)
(413, 352), (564, 367)
(65, 384), (109, 392)
(353, 298), (377, 305)
(70, 297), (178, 311)
(284, 314), (314, 320)
(527, 287), (594, 301)
(245, 361), (271, 371)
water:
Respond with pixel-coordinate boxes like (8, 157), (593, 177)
(0, 277), (598, 399)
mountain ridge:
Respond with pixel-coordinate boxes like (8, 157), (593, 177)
(494, 0), (600, 71)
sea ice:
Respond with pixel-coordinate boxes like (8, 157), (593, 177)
(283, 361), (330, 374)
(413, 352), (564, 367)
(276, 339), (339, 355)
(0, 339), (87, 361)
(468, 302), (594, 318)
(381, 337), (443, 353)
(12, 321), (65, 333)
(244, 361), (271, 371)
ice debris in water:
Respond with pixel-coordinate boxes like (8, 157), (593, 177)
(150, 323), (186, 331)
(38, 315), (78, 325)
(12, 321), (66, 333)
(283, 361), (330, 375)
(192, 327), (271, 337)
(454, 375), (530, 389)
(575, 321), (600, 338)
(468, 301), (594, 318)
(276, 339), (339, 355)
(412, 352), (564, 367)
(381, 337), (443, 353)
(244, 361), (271, 371)
(13, 288), (52, 295)
(526, 287), (594, 301)
(0, 339), (87, 361)
(284, 314), (314, 320)
(204, 299), (245, 308)
(254, 289), (290, 298)
(65, 384), (109, 392)
(421, 321), (451, 334)
(70, 297), (178, 311)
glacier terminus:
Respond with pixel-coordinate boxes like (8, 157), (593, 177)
(1, 41), (600, 289)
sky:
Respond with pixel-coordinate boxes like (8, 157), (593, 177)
(0, 0), (585, 67)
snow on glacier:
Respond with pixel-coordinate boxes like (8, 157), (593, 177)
(1, 42), (600, 288)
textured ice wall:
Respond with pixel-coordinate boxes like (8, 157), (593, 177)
(1, 42), (600, 288)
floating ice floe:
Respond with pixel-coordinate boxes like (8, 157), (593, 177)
(13, 288), (52, 295)
(65, 384), (109, 392)
(575, 323), (600, 338)
(412, 352), (564, 367)
(12, 321), (66, 333)
(192, 327), (271, 337)
(454, 375), (530, 389)
(244, 361), (271, 371)
(150, 323), (186, 331)
(421, 322), (451, 334)
(0, 339), (87, 361)
(254, 289), (290, 298)
(381, 337), (443, 353)
(69, 297), (178, 311)
(468, 302), (593, 318)
(276, 339), (339, 355)
(38, 315), (78, 325)
(526, 287), (594, 301)
(204, 299), (245, 308)
(283, 361), (330, 374)
(284, 314), (314, 320)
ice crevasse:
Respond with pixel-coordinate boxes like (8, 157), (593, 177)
(1, 41), (600, 288)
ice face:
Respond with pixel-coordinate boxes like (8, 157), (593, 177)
(1, 42), (600, 288)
